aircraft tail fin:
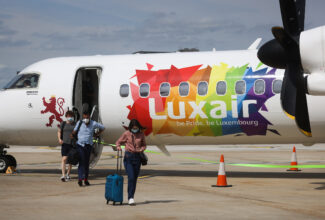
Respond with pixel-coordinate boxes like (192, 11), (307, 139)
(248, 38), (262, 50)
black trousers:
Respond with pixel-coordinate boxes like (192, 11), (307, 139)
(77, 144), (92, 180)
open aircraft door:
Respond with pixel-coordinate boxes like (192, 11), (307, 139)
(73, 67), (103, 168)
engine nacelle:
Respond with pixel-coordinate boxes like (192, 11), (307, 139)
(300, 26), (325, 95)
(306, 72), (325, 95)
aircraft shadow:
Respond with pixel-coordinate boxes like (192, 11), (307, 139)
(310, 182), (325, 190)
(16, 168), (325, 180)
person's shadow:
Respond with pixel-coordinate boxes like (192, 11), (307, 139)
(135, 200), (179, 205)
(106, 200), (179, 206)
(310, 182), (325, 190)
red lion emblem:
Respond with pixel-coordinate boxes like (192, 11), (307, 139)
(41, 96), (65, 127)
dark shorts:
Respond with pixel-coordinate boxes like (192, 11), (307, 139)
(61, 143), (73, 157)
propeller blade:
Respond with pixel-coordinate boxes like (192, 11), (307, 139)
(295, 86), (312, 137)
(281, 66), (297, 119)
(272, 27), (301, 66)
(279, 0), (305, 36)
(272, 27), (298, 52)
(259, 1), (311, 137)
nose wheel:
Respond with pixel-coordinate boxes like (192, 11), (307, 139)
(0, 145), (17, 173)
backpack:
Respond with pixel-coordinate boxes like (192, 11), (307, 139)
(73, 120), (83, 141)
(60, 121), (66, 140)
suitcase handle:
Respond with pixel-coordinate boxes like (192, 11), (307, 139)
(116, 150), (123, 175)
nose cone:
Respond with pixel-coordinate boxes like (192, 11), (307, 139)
(257, 39), (287, 69)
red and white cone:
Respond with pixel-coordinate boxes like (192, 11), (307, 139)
(287, 146), (301, 171)
(212, 154), (232, 187)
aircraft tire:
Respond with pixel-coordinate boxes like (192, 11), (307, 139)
(5, 155), (17, 167)
(0, 156), (9, 173)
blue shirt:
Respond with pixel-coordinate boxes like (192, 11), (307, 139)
(74, 120), (105, 147)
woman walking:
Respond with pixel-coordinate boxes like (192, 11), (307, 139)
(57, 110), (75, 182)
(116, 119), (146, 206)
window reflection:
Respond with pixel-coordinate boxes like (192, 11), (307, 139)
(139, 83), (150, 97)
(160, 82), (170, 97)
(119, 84), (129, 97)
(254, 79), (265, 95)
(179, 82), (189, 97)
(272, 79), (282, 94)
(235, 80), (246, 95)
(216, 81), (227, 95)
(198, 81), (208, 96)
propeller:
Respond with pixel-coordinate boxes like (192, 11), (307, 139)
(257, 0), (311, 137)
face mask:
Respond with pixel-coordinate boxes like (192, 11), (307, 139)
(67, 117), (74, 122)
(83, 118), (90, 124)
(131, 128), (139, 134)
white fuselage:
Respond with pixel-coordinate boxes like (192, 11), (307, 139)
(0, 50), (324, 147)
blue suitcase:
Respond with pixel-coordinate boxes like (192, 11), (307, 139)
(105, 150), (124, 205)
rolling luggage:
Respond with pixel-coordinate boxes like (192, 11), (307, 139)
(105, 150), (124, 205)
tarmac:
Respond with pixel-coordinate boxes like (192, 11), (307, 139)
(1, 144), (325, 220)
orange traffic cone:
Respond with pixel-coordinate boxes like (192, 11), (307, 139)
(6, 166), (16, 174)
(212, 154), (232, 187)
(287, 146), (301, 171)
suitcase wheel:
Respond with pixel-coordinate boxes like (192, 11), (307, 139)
(113, 202), (116, 205)
(120, 202), (122, 205)
(106, 200), (109, 205)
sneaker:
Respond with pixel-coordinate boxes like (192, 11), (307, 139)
(128, 198), (135, 206)
(84, 180), (90, 186)
(60, 176), (66, 182)
(78, 180), (83, 187)
(65, 175), (71, 181)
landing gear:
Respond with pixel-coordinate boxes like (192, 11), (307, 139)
(0, 144), (17, 173)
(0, 156), (9, 173)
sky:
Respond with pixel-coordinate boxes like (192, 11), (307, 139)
(0, 0), (325, 87)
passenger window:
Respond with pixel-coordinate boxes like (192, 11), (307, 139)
(198, 81), (208, 96)
(216, 81), (227, 95)
(272, 79), (282, 94)
(179, 82), (189, 97)
(235, 80), (246, 95)
(160, 82), (170, 97)
(119, 84), (129, 97)
(254, 79), (265, 95)
(139, 83), (150, 97)
(3, 73), (40, 89)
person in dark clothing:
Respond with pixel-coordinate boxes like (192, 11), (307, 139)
(116, 119), (147, 206)
(57, 110), (75, 182)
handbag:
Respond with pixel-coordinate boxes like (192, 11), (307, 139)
(67, 147), (79, 165)
(139, 152), (148, 166)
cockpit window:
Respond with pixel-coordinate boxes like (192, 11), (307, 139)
(3, 73), (39, 89)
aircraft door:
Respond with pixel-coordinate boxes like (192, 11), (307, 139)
(89, 104), (104, 168)
(73, 67), (103, 168)
(73, 70), (83, 120)
(73, 67), (101, 119)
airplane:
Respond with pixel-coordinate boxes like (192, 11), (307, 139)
(0, 0), (324, 173)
